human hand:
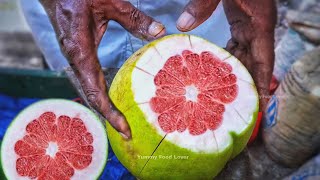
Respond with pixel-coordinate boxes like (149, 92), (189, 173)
(40, 0), (166, 139)
(176, 0), (276, 111)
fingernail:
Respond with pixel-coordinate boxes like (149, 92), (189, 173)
(120, 132), (130, 140)
(177, 11), (196, 31)
(148, 21), (165, 38)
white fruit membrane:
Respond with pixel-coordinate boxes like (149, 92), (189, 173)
(1, 99), (108, 180)
(132, 35), (258, 153)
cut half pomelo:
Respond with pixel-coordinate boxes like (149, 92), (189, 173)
(107, 34), (259, 179)
(1, 99), (108, 180)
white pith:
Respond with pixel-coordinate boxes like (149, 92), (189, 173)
(132, 35), (258, 153)
(185, 85), (198, 102)
(1, 100), (108, 180)
(46, 142), (58, 158)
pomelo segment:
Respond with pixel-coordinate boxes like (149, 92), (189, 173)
(1, 99), (108, 180)
(107, 34), (259, 179)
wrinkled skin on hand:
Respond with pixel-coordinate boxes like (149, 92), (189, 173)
(177, 0), (276, 112)
(39, 0), (166, 139)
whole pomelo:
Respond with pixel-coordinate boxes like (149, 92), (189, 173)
(107, 34), (259, 179)
(1, 99), (108, 180)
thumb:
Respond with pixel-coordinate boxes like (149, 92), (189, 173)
(111, 1), (166, 40)
(177, 0), (220, 32)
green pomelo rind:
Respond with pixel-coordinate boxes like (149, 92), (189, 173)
(0, 142), (7, 180)
(1, 99), (108, 180)
(107, 44), (168, 175)
(107, 34), (259, 179)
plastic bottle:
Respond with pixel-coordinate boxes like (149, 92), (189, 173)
(262, 47), (320, 167)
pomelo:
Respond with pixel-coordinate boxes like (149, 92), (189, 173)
(1, 99), (108, 180)
(107, 34), (259, 179)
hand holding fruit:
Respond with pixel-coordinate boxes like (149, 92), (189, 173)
(177, 0), (277, 111)
(39, 0), (277, 140)
(39, 0), (166, 139)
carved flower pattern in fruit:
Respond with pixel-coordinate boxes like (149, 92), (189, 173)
(150, 50), (238, 135)
(14, 112), (93, 179)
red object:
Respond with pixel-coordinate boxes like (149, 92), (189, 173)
(270, 75), (279, 95)
(247, 75), (279, 144)
(248, 112), (263, 144)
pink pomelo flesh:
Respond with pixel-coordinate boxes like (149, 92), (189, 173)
(150, 50), (238, 135)
(14, 112), (93, 179)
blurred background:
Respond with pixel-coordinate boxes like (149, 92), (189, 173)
(0, 0), (43, 69)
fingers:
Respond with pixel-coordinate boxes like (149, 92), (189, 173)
(44, 3), (132, 139)
(177, 0), (220, 32)
(226, 39), (237, 52)
(223, 0), (276, 113)
(226, 33), (274, 113)
(226, 38), (250, 68)
(106, 107), (131, 139)
(81, 68), (131, 140)
(111, 1), (166, 40)
(67, 44), (132, 139)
